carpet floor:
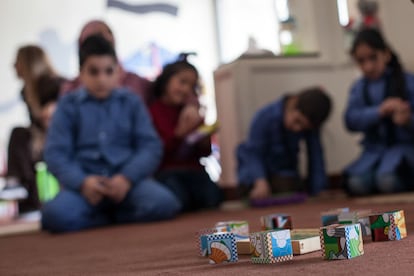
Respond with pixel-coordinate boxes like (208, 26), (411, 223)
(1, 191), (413, 275)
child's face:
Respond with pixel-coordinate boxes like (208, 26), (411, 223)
(164, 69), (197, 105)
(284, 109), (312, 133)
(80, 55), (119, 99)
(353, 43), (390, 80)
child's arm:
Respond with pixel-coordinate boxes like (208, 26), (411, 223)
(344, 82), (382, 131)
(119, 96), (163, 184)
(237, 108), (269, 185)
(305, 130), (327, 195)
(44, 97), (87, 191)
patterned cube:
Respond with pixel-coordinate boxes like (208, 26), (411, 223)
(320, 223), (364, 260)
(250, 229), (293, 264)
(206, 232), (238, 264)
(215, 220), (249, 240)
(338, 210), (372, 237)
(260, 214), (292, 230)
(321, 207), (350, 226)
(196, 228), (217, 256)
(369, 210), (407, 241)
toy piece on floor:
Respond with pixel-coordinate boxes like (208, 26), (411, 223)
(321, 207), (350, 226)
(196, 228), (218, 256)
(236, 238), (253, 255)
(250, 192), (307, 208)
(320, 223), (364, 260)
(290, 229), (321, 255)
(206, 232), (238, 264)
(338, 209), (372, 238)
(215, 220), (249, 240)
(261, 213), (292, 230)
(369, 210), (407, 241)
(250, 229), (293, 264)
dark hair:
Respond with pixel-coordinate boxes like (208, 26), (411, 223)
(350, 28), (406, 99)
(78, 34), (117, 68)
(36, 74), (63, 107)
(296, 87), (332, 128)
(152, 60), (199, 99)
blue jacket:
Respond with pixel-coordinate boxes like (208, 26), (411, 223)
(237, 97), (327, 195)
(44, 88), (162, 191)
(344, 71), (414, 176)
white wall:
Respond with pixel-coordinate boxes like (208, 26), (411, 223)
(0, 0), (219, 173)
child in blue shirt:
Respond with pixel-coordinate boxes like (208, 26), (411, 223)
(41, 35), (181, 232)
(344, 29), (414, 195)
(237, 87), (331, 199)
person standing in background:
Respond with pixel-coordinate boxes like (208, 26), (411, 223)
(61, 20), (153, 104)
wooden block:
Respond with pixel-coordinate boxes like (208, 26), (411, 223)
(369, 210), (407, 241)
(320, 223), (364, 260)
(206, 232), (238, 264)
(321, 207), (349, 226)
(260, 213), (292, 230)
(250, 229), (293, 264)
(236, 238), (253, 255)
(290, 229), (321, 255)
(215, 220), (249, 239)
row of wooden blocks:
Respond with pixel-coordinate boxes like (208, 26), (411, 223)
(197, 209), (407, 264)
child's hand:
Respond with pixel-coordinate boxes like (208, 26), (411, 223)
(103, 174), (131, 203)
(81, 176), (108, 205)
(379, 98), (403, 117)
(393, 101), (412, 126)
(249, 178), (271, 199)
(175, 105), (203, 137)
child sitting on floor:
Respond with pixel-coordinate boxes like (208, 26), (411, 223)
(149, 58), (222, 212)
(237, 87), (332, 200)
(41, 35), (181, 232)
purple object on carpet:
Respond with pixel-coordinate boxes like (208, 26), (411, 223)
(250, 192), (307, 207)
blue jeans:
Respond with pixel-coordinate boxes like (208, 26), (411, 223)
(41, 178), (181, 233)
(346, 172), (403, 196)
(156, 169), (222, 212)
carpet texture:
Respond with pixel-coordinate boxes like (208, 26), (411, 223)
(1, 193), (413, 275)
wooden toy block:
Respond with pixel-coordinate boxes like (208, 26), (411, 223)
(196, 228), (217, 256)
(338, 209), (372, 237)
(236, 238), (253, 255)
(215, 220), (249, 239)
(206, 232), (238, 264)
(260, 213), (292, 230)
(250, 229), (293, 264)
(290, 229), (321, 255)
(369, 210), (407, 241)
(320, 223), (364, 260)
(321, 207), (350, 226)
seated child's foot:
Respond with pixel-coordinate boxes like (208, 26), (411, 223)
(249, 179), (271, 199)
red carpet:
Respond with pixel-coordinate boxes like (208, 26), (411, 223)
(1, 193), (413, 275)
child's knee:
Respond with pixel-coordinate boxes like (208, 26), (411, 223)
(375, 174), (401, 193)
(346, 174), (374, 195)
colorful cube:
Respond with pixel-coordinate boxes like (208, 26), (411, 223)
(338, 210), (372, 237)
(206, 232), (238, 264)
(260, 214), (292, 230)
(250, 229), (293, 264)
(196, 228), (217, 256)
(215, 220), (249, 240)
(321, 207), (350, 226)
(320, 223), (364, 260)
(369, 210), (407, 241)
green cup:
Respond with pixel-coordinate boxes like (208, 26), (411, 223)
(35, 162), (60, 203)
